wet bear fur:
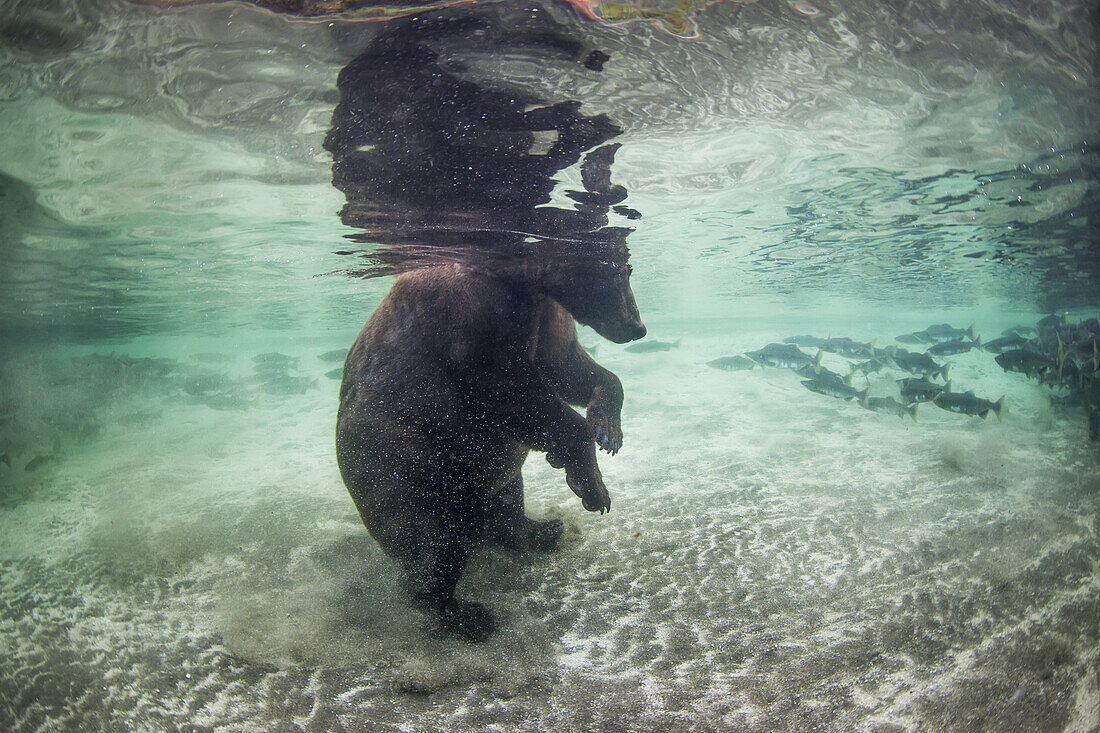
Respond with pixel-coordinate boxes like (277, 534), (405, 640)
(336, 253), (645, 641)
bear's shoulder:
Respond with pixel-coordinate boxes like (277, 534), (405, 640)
(391, 264), (509, 304)
(389, 265), (539, 323)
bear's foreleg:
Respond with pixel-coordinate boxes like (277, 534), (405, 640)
(449, 358), (611, 514)
(541, 340), (625, 455)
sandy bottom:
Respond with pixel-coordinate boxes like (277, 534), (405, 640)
(1, 323), (1098, 731)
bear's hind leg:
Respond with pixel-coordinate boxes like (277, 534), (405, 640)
(484, 476), (564, 553)
(399, 507), (497, 643)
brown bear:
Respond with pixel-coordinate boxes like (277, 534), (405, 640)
(335, 245), (645, 641)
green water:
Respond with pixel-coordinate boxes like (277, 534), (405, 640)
(1, 0), (1098, 730)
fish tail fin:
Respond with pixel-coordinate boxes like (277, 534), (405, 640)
(974, 335), (982, 350)
(909, 403), (918, 421)
(860, 393), (869, 409)
(967, 323), (977, 340)
(942, 363), (951, 381)
(673, 338), (682, 349)
(994, 396), (1005, 422)
(859, 387), (870, 402)
(944, 380), (952, 392)
(814, 350), (823, 366)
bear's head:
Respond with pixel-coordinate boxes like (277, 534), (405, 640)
(540, 255), (646, 344)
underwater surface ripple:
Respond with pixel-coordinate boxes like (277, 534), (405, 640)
(1, 0), (1098, 730)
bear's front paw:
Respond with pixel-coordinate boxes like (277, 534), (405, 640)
(439, 600), (497, 643)
(566, 465), (611, 514)
(586, 406), (622, 455)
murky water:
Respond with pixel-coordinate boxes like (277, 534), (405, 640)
(1, 1), (1098, 730)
